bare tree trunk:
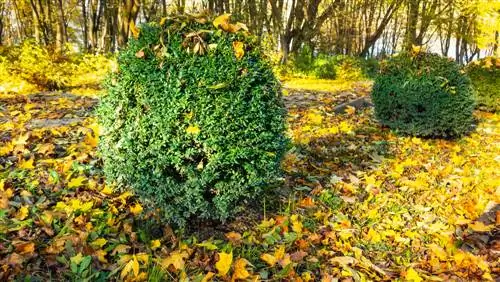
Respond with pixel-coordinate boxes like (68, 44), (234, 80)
(404, 0), (419, 50)
(117, 0), (140, 48)
(56, 0), (67, 52)
(82, 0), (89, 51)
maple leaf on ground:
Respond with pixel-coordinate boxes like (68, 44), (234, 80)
(161, 250), (189, 271)
(18, 158), (34, 169)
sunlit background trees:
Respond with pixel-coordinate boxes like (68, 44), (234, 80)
(0, 0), (498, 62)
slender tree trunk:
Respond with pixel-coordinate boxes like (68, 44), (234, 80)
(56, 0), (67, 52)
(404, 0), (419, 50)
(82, 0), (89, 51)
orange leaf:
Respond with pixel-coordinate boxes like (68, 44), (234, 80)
(15, 242), (35, 255)
(232, 258), (250, 280)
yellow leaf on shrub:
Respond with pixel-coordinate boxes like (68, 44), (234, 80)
(213, 14), (233, 32)
(130, 203), (143, 215)
(186, 125), (200, 135)
(130, 21), (140, 39)
(215, 251), (232, 276)
(233, 41), (244, 60)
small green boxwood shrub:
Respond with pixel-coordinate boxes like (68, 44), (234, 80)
(98, 15), (288, 225)
(314, 59), (337, 79)
(371, 51), (475, 137)
(285, 49), (378, 80)
(465, 57), (500, 112)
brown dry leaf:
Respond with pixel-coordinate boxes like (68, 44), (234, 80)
(299, 197), (315, 208)
(5, 253), (24, 266)
(135, 49), (145, 58)
(201, 272), (215, 282)
(225, 232), (242, 244)
(15, 242), (35, 255)
(290, 250), (307, 262)
(0, 190), (9, 209)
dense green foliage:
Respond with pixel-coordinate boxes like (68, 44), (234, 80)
(465, 57), (500, 112)
(98, 16), (288, 225)
(284, 47), (379, 80)
(371, 51), (475, 137)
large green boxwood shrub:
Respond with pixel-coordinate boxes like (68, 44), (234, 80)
(371, 51), (475, 137)
(98, 14), (288, 225)
(465, 57), (500, 112)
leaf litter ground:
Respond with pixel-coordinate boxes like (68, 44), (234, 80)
(0, 83), (498, 281)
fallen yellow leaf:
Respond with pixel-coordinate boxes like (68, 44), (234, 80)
(70, 253), (84, 265)
(91, 238), (107, 248)
(151, 239), (161, 250)
(232, 258), (250, 280)
(161, 250), (189, 270)
(16, 206), (29, 220)
(468, 221), (494, 232)
(260, 253), (277, 267)
(18, 158), (34, 169)
(68, 176), (86, 188)
(405, 267), (422, 282)
(215, 251), (232, 276)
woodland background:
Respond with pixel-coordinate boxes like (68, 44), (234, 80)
(0, 0), (499, 64)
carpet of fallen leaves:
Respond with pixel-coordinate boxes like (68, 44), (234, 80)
(0, 85), (498, 281)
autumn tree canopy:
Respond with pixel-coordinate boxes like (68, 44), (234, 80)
(0, 0), (498, 62)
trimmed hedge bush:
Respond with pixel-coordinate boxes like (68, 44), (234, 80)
(98, 14), (288, 225)
(371, 51), (475, 137)
(465, 57), (500, 112)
